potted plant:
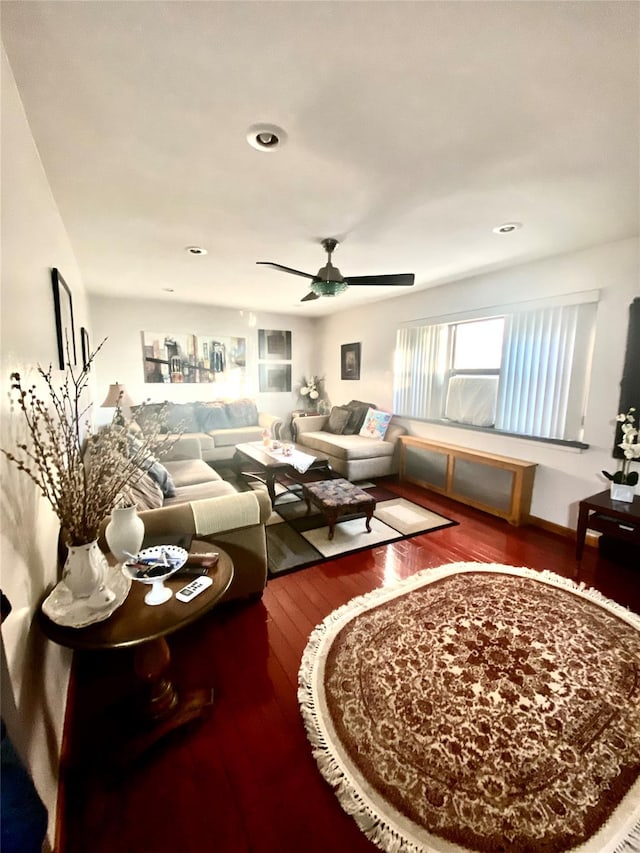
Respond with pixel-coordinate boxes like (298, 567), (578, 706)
(2, 342), (175, 603)
(298, 375), (325, 412)
(602, 407), (640, 502)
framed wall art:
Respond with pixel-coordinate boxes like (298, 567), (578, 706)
(51, 268), (77, 369)
(258, 329), (292, 360)
(141, 331), (246, 384)
(341, 342), (361, 380)
(80, 327), (91, 371)
(259, 363), (292, 393)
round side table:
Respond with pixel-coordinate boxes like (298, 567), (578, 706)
(38, 544), (234, 765)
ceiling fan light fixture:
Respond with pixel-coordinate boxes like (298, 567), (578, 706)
(310, 279), (348, 298)
(246, 123), (287, 152)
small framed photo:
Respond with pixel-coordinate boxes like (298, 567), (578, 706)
(259, 363), (292, 392)
(80, 327), (91, 371)
(51, 268), (77, 369)
(341, 342), (361, 380)
(259, 329), (292, 360)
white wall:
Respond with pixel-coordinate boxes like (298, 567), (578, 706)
(88, 296), (319, 423)
(315, 238), (639, 529)
(0, 46), (94, 848)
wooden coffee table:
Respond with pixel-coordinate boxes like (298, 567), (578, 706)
(234, 440), (333, 504)
(38, 542), (233, 765)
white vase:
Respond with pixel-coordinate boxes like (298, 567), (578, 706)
(63, 540), (111, 600)
(610, 483), (636, 503)
(105, 506), (145, 562)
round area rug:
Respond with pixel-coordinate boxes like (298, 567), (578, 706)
(298, 562), (640, 853)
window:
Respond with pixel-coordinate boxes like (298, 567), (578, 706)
(393, 292), (598, 444)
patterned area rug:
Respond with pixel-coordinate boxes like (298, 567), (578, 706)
(265, 484), (456, 578)
(298, 563), (640, 852)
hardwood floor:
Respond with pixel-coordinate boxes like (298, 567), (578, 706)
(58, 482), (640, 853)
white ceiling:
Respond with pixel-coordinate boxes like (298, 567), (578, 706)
(2, 1), (638, 316)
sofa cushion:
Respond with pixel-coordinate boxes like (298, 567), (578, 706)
(298, 432), (395, 461)
(343, 400), (377, 435)
(226, 398), (259, 428)
(359, 407), (392, 440)
(326, 406), (351, 434)
(196, 401), (231, 431)
(164, 459), (222, 488)
(208, 426), (263, 447)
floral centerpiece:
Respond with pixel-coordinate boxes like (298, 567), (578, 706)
(602, 407), (639, 500)
(298, 375), (326, 411)
(2, 343), (175, 600)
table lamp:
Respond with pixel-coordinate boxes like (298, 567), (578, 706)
(101, 383), (136, 426)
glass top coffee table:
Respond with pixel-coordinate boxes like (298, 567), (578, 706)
(234, 441), (333, 504)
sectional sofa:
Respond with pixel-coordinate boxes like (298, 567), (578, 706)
(105, 434), (272, 602)
(294, 402), (406, 480)
(132, 398), (282, 464)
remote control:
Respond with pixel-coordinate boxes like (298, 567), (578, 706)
(175, 575), (213, 602)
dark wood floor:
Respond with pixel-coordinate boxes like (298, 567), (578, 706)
(58, 482), (639, 853)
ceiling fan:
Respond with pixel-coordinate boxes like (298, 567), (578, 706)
(257, 238), (415, 301)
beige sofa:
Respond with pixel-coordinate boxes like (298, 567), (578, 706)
(295, 412), (406, 480)
(132, 399), (283, 465)
(109, 435), (272, 602)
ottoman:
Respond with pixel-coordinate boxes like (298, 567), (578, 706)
(302, 478), (376, 540)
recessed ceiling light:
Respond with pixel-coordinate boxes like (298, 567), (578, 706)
(492, 222), (523, 234)
(185, 246), (208, 255)
(246, 123), (287, 152)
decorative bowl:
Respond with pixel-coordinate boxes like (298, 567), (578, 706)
(122, 545), (189, 606)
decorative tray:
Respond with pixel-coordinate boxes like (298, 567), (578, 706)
(42, 565), (132, 629)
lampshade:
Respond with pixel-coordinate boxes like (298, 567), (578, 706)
(101, 383), (136, 408)
(310, 279), (348, 298)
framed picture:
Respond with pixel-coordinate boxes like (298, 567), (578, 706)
(140, 331), (246, 383)
(259, 329), (292, 360)
(341, 342), (361, 380)
(51, 268), (77, 369)
(80, 327), (91, 371)
(259, 363), (292, 393)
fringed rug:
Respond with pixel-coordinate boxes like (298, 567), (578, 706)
(298, 563), (640, 853)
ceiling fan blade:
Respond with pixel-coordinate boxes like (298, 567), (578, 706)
(345, 273), (415, 287)
(301, 291), (320, 302)
(256, 262), (315, 280)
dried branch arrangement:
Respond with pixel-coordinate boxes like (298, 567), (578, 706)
(2, 341), (176, 546)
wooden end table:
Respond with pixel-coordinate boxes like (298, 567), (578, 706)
(38, 542), (233, 766)
(576, 490), (640, 560)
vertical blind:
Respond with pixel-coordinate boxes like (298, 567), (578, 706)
(393, 295), (598, 442)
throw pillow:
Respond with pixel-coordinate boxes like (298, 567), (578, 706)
(359, 407), (393, 440)
(343, 400), (377, 435)
(145, 458), (176, 498)
(196, 401), (231, 431)
(165, 403), (199, 433)
(127, 433), (176, 498)
(227, 399), (259, 428)
(325, 406), (351, 434)
(124, 472), (164, 511)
